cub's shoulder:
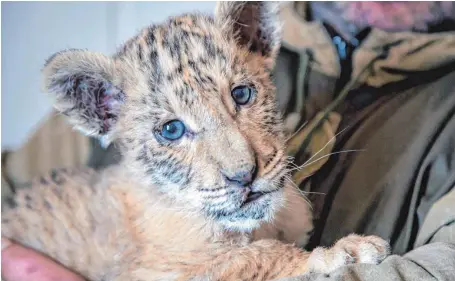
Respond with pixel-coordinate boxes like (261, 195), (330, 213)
(2, 167), (101, 223)
(1, 167), (126, 280)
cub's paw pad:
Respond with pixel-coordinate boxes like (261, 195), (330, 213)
(307, 234), (390, 274)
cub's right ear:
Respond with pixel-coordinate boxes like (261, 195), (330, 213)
(42, 49), (125, 139)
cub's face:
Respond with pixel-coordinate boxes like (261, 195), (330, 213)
(42, 2), (286, 231)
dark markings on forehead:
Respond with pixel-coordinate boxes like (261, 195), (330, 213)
(146, 26), (156, 46)
(131, 114), (148, 125)
(181, 28), (205, 40)
(137, 43), (143, 62)
(147, 27), (163, 89)
(170, 38), (182, 61)
(119, 14), (238, 121)
(129, 98), (165, 124)
(122, 14), (228, 85)
(160, 29), (171, 50)
(203, 36), (216, 59)
(175, 85), (192, 107)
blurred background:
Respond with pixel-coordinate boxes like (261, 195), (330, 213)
(1, 1), (216, 151)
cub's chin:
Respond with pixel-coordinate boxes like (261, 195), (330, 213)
(216, 187), (285, 232)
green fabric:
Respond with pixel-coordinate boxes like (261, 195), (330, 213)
(312, 71), (455, 253)
(274, 3), (455, 256)
(272, 2), (455, 279)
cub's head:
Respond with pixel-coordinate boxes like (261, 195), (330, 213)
(43, 2), (287, 231)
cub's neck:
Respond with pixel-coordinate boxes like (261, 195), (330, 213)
(101, 164), (252, 249)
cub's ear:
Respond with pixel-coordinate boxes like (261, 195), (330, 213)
(42, 49), (125, 140)
(215, 1), (282, 64)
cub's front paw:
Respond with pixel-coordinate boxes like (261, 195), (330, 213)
(307, 234), (390, 274)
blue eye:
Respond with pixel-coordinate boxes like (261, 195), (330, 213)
(160, 120), (186, 141)
(231, 86), (254, 105)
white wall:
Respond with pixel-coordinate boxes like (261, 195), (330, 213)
(1, 1), (216, 150)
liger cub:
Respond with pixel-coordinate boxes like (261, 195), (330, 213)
(2, 2), (390, 280)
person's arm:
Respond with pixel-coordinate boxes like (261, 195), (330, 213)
(274, 242), (455, 281)
(1, 238), (84, 281)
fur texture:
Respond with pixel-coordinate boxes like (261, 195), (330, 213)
(2, 2), (389, 280)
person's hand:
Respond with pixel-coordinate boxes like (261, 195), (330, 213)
(1, 237), (84, 281)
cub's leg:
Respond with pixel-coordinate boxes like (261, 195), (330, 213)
(181, 235), (389, 281)
(1, 168), (125, 281)
(306, 234), (391, 274)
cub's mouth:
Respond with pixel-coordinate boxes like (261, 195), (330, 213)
(241, 174), (285, 206)
(212, 169), (287, 231)
(243, 189), (280, 205)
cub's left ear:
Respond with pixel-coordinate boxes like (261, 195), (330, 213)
(215, 1), (282, 65)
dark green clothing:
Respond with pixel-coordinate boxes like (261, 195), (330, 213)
(270, 2), (455, 280)
(275, 2), (455, 255)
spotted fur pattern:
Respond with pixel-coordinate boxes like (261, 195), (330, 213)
(2, 2), (389, 280)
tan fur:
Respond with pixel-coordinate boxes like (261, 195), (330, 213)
(2, 166), (389, 280)
(2, 2), (389, 280)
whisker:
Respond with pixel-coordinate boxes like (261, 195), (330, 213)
(285, 120), (309, 142)
(284, 161), (300, 170)
(299, 125), (351, 167)
(285, 186), (313, 209)
(282, 173), (326, 197)
(289, 149), (366, 172)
